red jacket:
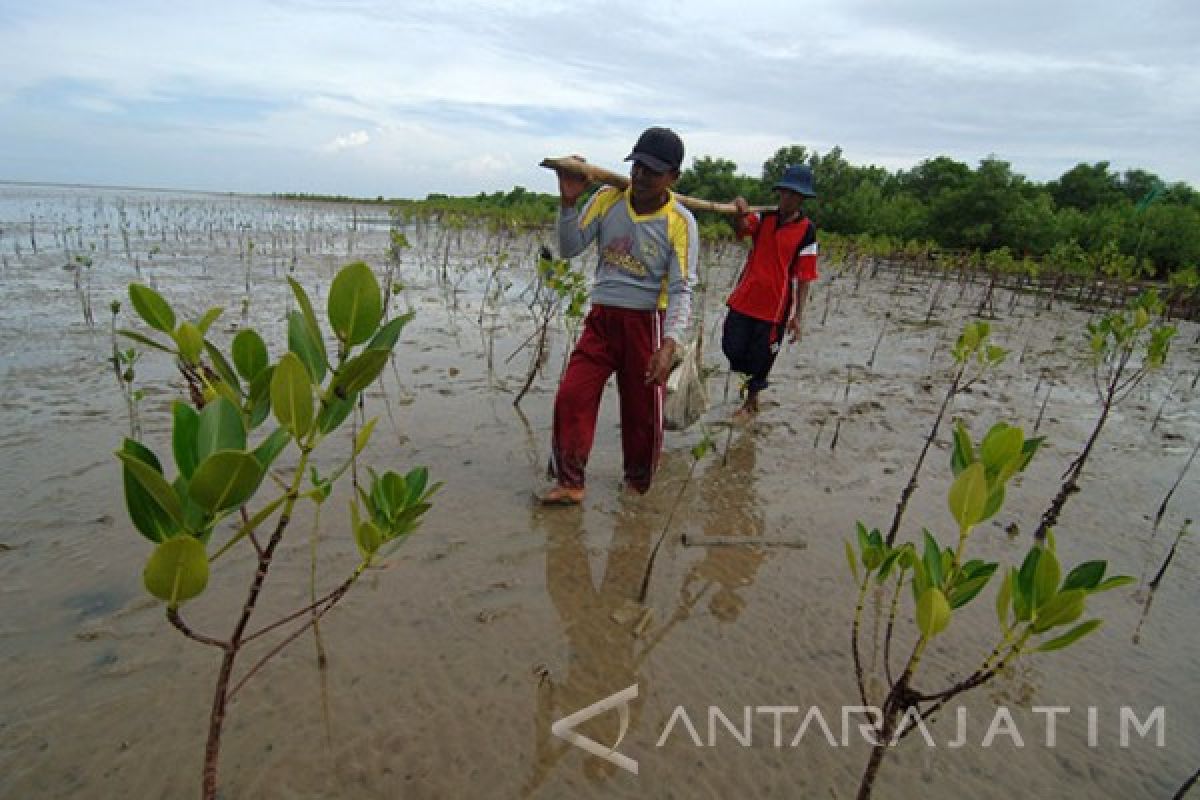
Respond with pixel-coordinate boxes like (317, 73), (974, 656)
(727, 211), (818, 323)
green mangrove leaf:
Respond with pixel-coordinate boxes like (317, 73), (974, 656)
(846, 540), (861, 583)
(1061, 561), (1107, 592)
(950, 419), (974, 476)
(916, 587), (952, 638)
(368, 311), (415, 352)
(1035, 619), (1103, 652)
(1092, 575), (1135, 593)
(981, 483), (1005, 524)
(355, 417), (378, 456)
(317, 392), (355, 435)
(876, 547), (902, 584)
(948, 569), (995, 609)
(354, 519), (383, 558)
(189, 451), (264, 513)
(195, 307), (223, 336)
(118, 328), (174, 353)
(245, 365), (274, 430)
(119, 439), (181, 542)
(129, 283), (175, 333)
(143, 535), (208, 607)
(203, 340), (242, 399)
(980, 424), (1023, 481)
(1019, 436), (1045, 471)
(331, 349), (389, 398)
(174, 322), (204, 365)
(1015, 547), (1040, 622)
(171, 401), (201, 479)
(329, 261), (383, 346)
(1032, 589), (1085, 633)
(1033, 545), (1062, 610)
(271, 352), (314, 439)
(405, 466), (429, 506)
(287, 311), (327, 383)
(922, 529), (943, 589)
(855, 521), (870, 560)
(172, 475), (214, 542)
(378, 471), (407, 521)
(117, 448), (185, 532)
(996, 568), (1014, 629)
(948, 462), (988, 531)
(232, 329), (269, 382)
(253, 426), (291, 470)
(910, 556), (929, 604)
(197, 396), (246, 462)
(287, 277), (326, 359)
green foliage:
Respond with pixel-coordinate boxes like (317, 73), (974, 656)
(116, 262), (435, 607)
(1086, 290), (1177, 379)
(950, 321), (1008, 368)
(848, 418), (1113, 653)
(328, 261), (384, 347)
(143, 536), (209, 609)
(537, 252), (589, 321)
(353, 467), (440, 559)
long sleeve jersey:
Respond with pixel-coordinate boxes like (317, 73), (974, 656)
(557, 186), (696, 343)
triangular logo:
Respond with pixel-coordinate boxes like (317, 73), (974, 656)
(551, 684), (639, 774)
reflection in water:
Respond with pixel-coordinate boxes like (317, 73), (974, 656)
(526, 505), (652, 795)
(525, 432), (772, 796)
(682, 432), (769, 624)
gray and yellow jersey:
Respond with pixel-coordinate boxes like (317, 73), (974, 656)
(557, 186), (696, 343)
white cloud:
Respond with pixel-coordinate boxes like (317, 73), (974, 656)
(322, 130), (370, 153)
(0, 0), (1195, 194)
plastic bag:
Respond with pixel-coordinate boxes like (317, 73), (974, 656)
(664, 337), (707, 431)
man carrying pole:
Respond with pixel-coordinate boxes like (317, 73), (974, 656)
(722, 164), (819, 421)
(538, 127), (698, 505)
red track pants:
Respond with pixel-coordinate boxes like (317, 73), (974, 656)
(551, 305), (665, 493)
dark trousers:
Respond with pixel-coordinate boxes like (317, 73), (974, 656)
(722, 308), (782, 393)
(551, 305), (665, 492)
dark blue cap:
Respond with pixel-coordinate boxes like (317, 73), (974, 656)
(774, 164), (816, 196)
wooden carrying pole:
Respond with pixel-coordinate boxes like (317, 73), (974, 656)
(539, 156), (774, 216)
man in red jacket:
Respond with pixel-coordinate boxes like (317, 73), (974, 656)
(723, 164), (818, 420)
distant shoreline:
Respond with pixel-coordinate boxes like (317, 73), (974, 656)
(0, 179), (399, 205)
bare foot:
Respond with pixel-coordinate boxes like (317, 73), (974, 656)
(732, 393), (759, 423)
(732, 405), (756, 424)
(535, 485), (585, 506)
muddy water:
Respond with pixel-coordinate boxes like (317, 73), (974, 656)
(1, 184), (1198, 799)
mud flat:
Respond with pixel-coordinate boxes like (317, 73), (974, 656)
(0, 184), (1197, 798)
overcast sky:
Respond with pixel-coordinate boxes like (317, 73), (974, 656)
(0, 0), (1196, 197)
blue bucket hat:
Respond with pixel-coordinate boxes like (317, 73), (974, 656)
(774, 164), (816, 197)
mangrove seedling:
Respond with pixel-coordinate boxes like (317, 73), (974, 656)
(885, 320), (1008, 546)
(512, 247), (587, 407)
(108, 299), (143, 439)
(1033, 290), (1176, 542)
(114, 261), (437, 800)
(848, 419), (1132, 799)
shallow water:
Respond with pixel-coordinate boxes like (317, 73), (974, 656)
(1, 184), (1197, 799)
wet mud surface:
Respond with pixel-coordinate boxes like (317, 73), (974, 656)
(1, 184), (1197, 799)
